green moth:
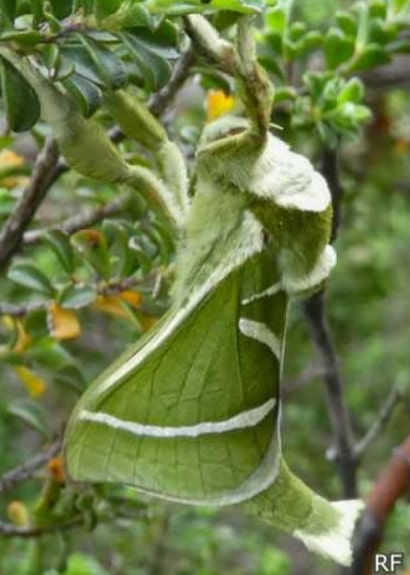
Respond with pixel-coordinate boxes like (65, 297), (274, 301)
(64, 113), (362, 565)
(0, 16), (363, 566)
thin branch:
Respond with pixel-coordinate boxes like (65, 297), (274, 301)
(149, 44), (196, 117)
(0, 441), (61, 494)
(23, 193), (130, 245)
(0, 137), (60, 274)
(0, 271), (159, 317)
(304, 292), (358, 498)
(283, 363), (326, 398)
(0, 516), (83, 539)
(321, 145), (343, 242)
(354, 383), (404, 460)
(303, 146), (357, 499)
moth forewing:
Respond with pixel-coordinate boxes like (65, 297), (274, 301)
(65, 260), (285, 503)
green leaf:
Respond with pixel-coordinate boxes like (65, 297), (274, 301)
(0, 0), (17, 23)
(78, 34), (127, 89)
(369, 20), (398, 45)
(258, 547), (291, 575)
(58, 284), (97, 309)
(144, 221), (174, 265)
(54, 364), (87, 394)
(121, 31), (175, 90)
(49, 0), (74, 19)
(71, 229), (111, 279)
(327, 102), (372, 131)
(0, 29), (42, 45)
(298, 31), (322, 53)
(103, 2), (152, 29)
(8, 263), (54, 295)
(41, 43), (59, 69)
(0, 58), (40, 131)
(289, 22), (306, 42)
(390, 0), (410, 14)
(64, 553), (110, 575)
(263, 31), (283, 55)
(8, 398), (50, 438)
(30, 0), (43, 25)
(337, 78), (365, 105)
(335, 11), (358, 37)
(94, 0), (122, 20)
(62, 73), (103, 117)
(274, 86), (297, 103)
(351, 44), (391, 71)
(369, 0), (387, 19)
(59, 45), (104, 85)
(27, 337), (73, 369)
(324, 28), (355, 69)
(303, 72), (334, 103)
(102, 219), (138, 277)
(43, 230), (75, 274)
(143, 0), (265, 15)
(127, 237), (153, 274)
(266, 7), (286, 34)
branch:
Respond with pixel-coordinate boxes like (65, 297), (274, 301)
(354, 383), (404, 460)
(0, 137), (60, 274)
(350, 435), (410, 575)
(149, 44), (196, 117)
(0, 441), (61, 494)
(0, 516), (83, 539)
(0, 271), (160, 317)
(303, 292), (358, 497)
(283, 363), (326, 398)
(303, 146), (357, 498)
(23, 193), (130, 245)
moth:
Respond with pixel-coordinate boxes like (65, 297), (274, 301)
(0, 16), (363, 566)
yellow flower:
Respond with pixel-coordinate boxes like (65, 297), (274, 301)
(207, 90), (235, 122)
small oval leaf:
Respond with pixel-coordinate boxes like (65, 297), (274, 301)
(8, 263), (54, 296)
(0, 58), (40, 131)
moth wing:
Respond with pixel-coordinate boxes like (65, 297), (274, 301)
(65, 269), (286, 504)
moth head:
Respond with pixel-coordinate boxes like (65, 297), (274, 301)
(197, 115), (249, 154)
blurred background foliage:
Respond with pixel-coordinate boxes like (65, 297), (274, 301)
(0, 0), (409, 574)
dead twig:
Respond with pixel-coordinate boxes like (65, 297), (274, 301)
(0, 441), (61, 494)
(304, 146), (358, 499)
(354, 383), (405, 460)
(23, 193), (130, 245)
(0, 137), (60, 274)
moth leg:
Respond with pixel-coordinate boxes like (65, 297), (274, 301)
(234, 16), (273, 139)
(187, 15), (273, 159)
(104, 90), (190, 224)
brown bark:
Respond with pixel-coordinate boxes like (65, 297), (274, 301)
(351, 435), (410, 575)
